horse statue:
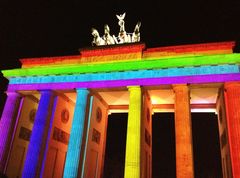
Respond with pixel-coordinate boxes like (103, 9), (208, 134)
(116, 12), (131, 43)
(132, 21), (141, 42)
(91, 12), (141, 46)
(91, 28), (105, 46)
(103, 24), (116, 45)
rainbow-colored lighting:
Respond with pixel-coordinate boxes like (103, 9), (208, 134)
(1, 41), (240, 92)
(1, 41), (240, 177)
(22, 90), (55, 178)
(63, 89), (89, 178)
(124, 86), (141, 178)
(0, 92), (21, 172)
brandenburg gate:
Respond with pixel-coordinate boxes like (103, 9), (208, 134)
(0, 40), (240, 178)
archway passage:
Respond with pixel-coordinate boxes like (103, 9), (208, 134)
(103, 113), (128, 178)
(152, 113), (176, 178)
(152, 112), (223, 178)
(192, 113), (223, 178)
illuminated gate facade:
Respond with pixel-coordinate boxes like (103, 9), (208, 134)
(0, 41), (240, 178)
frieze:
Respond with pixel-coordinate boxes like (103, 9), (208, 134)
(52, 127), (70, 145)
(92, 128), (101, 144)
(19, 127), (32, 141)
(61, 109), (70, 124)
(145, 129), (151, 146)
(9, 64), (239, 85)
(7, 73), (240, 92)
(29, 109), (37, 123)
(221, 130), (227, 149)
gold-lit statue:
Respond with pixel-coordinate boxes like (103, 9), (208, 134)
(103, 24), (116, 45)
(91, 12), (141, 46)
(91, 28), (105, 46)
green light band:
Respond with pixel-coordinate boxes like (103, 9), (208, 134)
(2, 53), (240, 77)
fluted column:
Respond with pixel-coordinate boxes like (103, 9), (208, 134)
(124, 86), (141, 178)
(224, 82), (240, 178)
(0, 92), (21, 172)
(63, 88), (89, 178)
(22, 90), (56, 178)
(173, 84), (194, 178)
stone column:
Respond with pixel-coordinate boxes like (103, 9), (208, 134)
(124, 86), (141, 178)
(63, 88), (89, 178)
(224, 82), (240, 177)
(173, 84), (194, 178)
(0, 92), (21, 172)
(22, 90), (56, 178)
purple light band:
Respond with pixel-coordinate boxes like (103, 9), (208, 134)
(0, 93), (21, 172)
(22, 91), (55, 178)
(7, 73), (240, 91)
(40, 96), (58, 177)
(4, 97), (24, 173)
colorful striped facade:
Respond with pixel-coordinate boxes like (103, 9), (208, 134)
(0, 41), (240, 178)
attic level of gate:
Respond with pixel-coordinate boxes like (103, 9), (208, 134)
(15, 41), (235, 68)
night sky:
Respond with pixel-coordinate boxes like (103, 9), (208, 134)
(0, 0), (239, 176)
(1, 0), (240, 108)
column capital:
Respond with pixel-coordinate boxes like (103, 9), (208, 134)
(224, 82), (240, 90)
(38, 90), (54, 94)
(5, 91), (21, 97)
(37, 90), (56, 98)
(75, 88), (89, 93)
(127, 85), (141, 91)
(172, 84), (189, 92)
